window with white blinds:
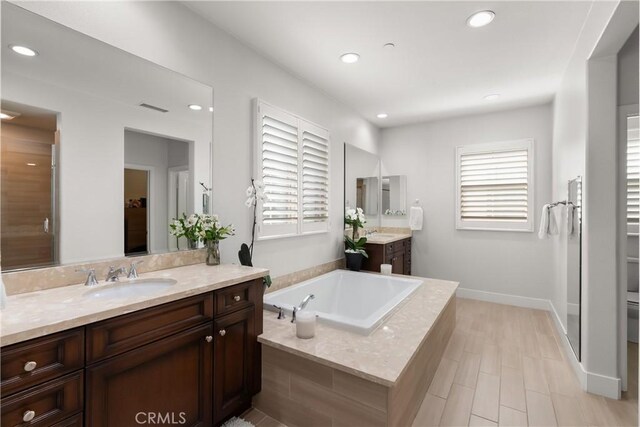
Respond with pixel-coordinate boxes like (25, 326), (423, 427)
(255, 100), (330, 239)
(627, 116), (640, 230)
(455, 139), (534, 232)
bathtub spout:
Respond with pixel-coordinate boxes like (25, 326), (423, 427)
(291, 294), (315, 323)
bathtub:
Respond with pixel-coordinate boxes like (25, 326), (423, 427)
(263, 270), (422, 335)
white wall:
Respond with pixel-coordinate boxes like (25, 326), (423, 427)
(551, 0), (638, 398)
(380, 104), (554, 300)
(15, 1), (380, 277)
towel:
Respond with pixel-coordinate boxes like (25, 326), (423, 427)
(538, 204), (551, 239)
(549, 205), (563, 236)
(410, 206), (423, 231)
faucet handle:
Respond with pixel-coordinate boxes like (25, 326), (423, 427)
(76, 268), (98, 287)
(273, 305), (286, 320)
(127, 260), (144, 279)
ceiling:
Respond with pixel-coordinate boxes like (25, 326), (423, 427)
(2, 2), (213, 127)
(185, 1), (592, 127)
(2, 100), (57, 131)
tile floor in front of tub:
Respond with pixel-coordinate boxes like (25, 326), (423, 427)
(246, 297), (638, 427)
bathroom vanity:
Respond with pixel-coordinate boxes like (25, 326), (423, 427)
(362, 235), (412, 275)
(0, 265), (267, 427)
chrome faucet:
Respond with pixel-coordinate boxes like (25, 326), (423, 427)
(106, 266), (126, 282)
(127, 260), (144, 279)
(291, 294), (315, 323)
(76, 268), (99, 287)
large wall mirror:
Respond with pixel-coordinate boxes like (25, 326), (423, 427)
(344, 144), (380, 228)
(1, 3), (213, 271)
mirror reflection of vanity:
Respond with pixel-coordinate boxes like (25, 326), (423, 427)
(0, 3), (213, 271)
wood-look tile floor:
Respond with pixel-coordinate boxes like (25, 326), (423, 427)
(412, 298), (638, 427)
(246, 297), (638, 427)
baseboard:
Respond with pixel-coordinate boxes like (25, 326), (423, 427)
(458, 290), (623, 399)
(455, 287), (550, 310)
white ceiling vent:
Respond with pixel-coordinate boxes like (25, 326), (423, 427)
(138, 103), (169, 113)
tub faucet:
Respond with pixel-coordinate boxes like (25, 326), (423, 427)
(291, 294), (315, 323)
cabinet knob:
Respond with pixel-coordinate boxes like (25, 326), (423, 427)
(233, 295), (241, 302)
(23, 361), (37, 372)
(219, 329), (226, 336)
(23, 410), (36, 422)
(205, 336), (213, 343)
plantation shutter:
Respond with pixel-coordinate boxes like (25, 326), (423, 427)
(257, 103), (299, 237)
(300, 120), (330, 233)
(456, 139), (534, 231)
(255, 100), (330, 238)
(627, 116), (640, 225)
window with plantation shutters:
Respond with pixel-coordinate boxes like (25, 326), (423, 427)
(255, 100), (330, 239)
(455, 139), (534, 232)
(627, 116), (640, 232)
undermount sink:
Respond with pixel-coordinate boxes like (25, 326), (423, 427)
(83, 278), (177, 299)
(369, 233), (398, 238)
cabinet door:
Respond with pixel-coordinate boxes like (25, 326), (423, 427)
(86, 324), (213, 427)
(391, 252), (405, 274)
(213, 306), (255, 425)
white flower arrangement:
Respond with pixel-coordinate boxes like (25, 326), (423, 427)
(169, 213), (234, 243)
(245, 180), (266, 208)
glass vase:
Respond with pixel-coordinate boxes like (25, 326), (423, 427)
(206, 240), (220, 266)
(187, 239), (199, 250)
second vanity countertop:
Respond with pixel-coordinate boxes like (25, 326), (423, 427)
(0, 263), (269, 346)
(364, 233), (412, 245)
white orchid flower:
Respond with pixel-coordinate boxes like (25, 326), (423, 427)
(245, 197), (254, 208)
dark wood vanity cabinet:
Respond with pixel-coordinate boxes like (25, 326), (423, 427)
(362, 237), (412, 275)
(0, 278), (264, 427)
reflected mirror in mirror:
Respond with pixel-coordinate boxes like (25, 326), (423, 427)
(344, 144), (380, 228)
(382, 175), (407, 216)
(1, 3), (213, 271)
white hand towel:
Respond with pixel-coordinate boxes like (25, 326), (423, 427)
(538, 204), (551, 239)
(548, 205), (563, 236)
(410, 206), (423, 231)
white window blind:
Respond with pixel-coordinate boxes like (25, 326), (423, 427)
(627, 116), (639, 227)
(255, 100), (330, 239)
(456, 139), (534, 232)
(301, 121), (329, 233)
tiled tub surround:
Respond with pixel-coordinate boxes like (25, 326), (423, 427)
(256, 276), (458, 427)
(0, 263), (268, 346)
(2, 249), (208, 295)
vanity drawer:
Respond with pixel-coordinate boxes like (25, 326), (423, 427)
(53, 414), (83, 427)
(1, 328), (84, 397)
(1, 371), (83, 427)
(214, 280), (260, 317)
(86, 293), (213, 363)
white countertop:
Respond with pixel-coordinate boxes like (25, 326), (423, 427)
(258, 275), (458, 386)
(0, 264), (268, 346)
(364, 233), (412, 245)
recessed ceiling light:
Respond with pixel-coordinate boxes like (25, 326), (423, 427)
(10, 45), (38, 57)
(484, 94), (500, 101)
(188, 104), (203, 111)
(377, 113), (388, 119)
(0, 112), (15, 120)
(383, 43), (395, 49)
(208, 107), (214, 112)
(340, 53), (360, 64)
(26, 163), (37, 167)
(467, 10), (495, 28)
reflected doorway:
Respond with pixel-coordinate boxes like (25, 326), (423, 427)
(124, 168), (149, 255)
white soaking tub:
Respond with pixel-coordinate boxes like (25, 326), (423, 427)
(263, 269), (422, 335)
